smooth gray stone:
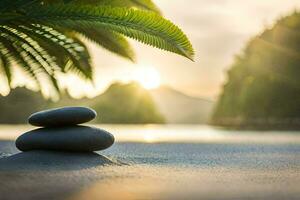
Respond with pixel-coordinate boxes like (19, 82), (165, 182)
(16, 126), (114, 152)
(28, 107), (97, 127)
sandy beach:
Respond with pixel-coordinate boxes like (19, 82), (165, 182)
(1, 125), (300, 200)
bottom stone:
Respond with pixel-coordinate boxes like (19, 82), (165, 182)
(15, 126), (115, 152)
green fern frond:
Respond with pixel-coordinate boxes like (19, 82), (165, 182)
(8, 5), (194, 60)
(0, 36), (41, 88)
(0, 1), (194, 97)
(0, 0), (42, 12)
(73, 27), (135, 61)
(62, 32), (93, 79)
(0, 26), (61, 92)
(43, 0), (161, 14)
(0, 44), (12, 86)
(15, 25), (69, 69)
(19, 24), (93, 79)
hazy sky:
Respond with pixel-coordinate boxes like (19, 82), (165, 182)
(59, 0), (300, 99)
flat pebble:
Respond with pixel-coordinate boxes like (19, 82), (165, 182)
(28, 107), (97, 127)
(16, 126), (114, 152)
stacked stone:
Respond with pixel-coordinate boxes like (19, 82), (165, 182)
(16, 107), (114, 152)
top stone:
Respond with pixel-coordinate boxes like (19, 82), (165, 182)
(28, 107), (97, 127)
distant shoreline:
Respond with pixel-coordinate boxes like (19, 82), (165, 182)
(1, 122), (300, 132)
(210, 118), (300, 131)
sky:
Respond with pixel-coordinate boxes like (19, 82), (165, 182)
(13, 0), (300, 99)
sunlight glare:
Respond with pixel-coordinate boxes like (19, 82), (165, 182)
(133, 66), (161, 90)
(143, 133), (157, 143)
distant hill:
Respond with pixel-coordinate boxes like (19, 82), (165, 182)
(0, 88), (49, 124)
(150, 86), (214, 124)
(0, 83), (165, 124)
(212, 12), (300, 129)
(87, 82), (165, 124)
(0, 84), (214, 124)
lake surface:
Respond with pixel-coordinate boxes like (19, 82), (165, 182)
(1, 125), (300, 200)
(2, 124), (300, 143)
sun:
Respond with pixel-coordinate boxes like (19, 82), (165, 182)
(133, 66), (161, 90)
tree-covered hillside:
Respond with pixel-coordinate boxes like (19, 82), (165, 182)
(90, 82), (165, 124)
(212, 12), (300, 129)
(0, 88), (49, 124)
(0, 82), (165, 124)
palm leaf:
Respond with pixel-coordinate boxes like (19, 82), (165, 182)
(5, 5), (194, 60)
(0, 26), (61, 92)
(0, 44), (12, 86)
(43, 0), (161, 13)
(0, 0), (44, 13)
(72, 27), (135, 61)
(0, 36), (43, 89)
(19, 24), (93, 79)
(0, 1), (194, 96)
(41, 0), (159, 61)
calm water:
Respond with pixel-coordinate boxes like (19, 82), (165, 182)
(2, 124), (300, 143)
(1, 125), (300, 200)
(1, 124), (300, 168)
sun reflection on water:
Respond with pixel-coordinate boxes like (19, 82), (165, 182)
(143, 133), (157, 143)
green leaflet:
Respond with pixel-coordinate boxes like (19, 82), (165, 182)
(0, 36), (42, 89)
(0, 43), (12, 86)
(31, 25), (93, 79)
(72, 27), (135, 61)
(0, 26), (61, 93)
